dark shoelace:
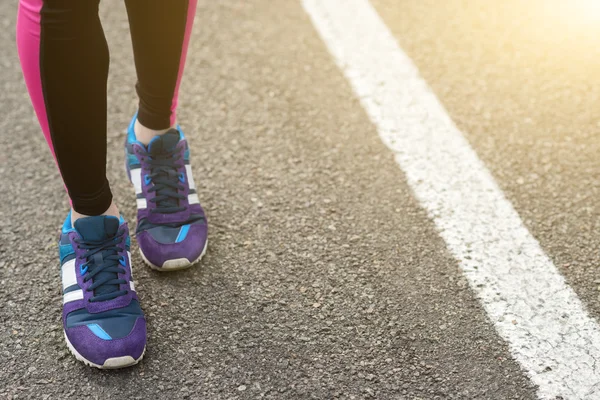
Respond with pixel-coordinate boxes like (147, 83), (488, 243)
(75, 229), (128, 302)
(143, 147), (187, 214)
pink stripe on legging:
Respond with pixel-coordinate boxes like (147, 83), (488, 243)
(16, 0), (56, 161)
(17, 0), (70, 202)
(170, 0), (198, 126)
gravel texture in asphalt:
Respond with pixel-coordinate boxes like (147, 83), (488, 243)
(3, 0), (599, 398)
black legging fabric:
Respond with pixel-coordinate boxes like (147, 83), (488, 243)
(16, 0), (197, 215)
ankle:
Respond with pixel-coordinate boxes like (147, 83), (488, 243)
(134, 120), (176, 146)
(71, 202), (120, 225)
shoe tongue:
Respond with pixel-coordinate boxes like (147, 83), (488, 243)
(74, 215), (119, 241)
(148, 129), (180, 155)
(74, 215), (122, 298)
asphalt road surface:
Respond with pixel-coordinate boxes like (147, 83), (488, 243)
(2, 1), (600, 399)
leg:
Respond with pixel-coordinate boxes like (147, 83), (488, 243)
(123, 0), (207, 270)
(16, 0), (147, 369)
(16, 0), (114, 217)
(125, 0), (197, 143)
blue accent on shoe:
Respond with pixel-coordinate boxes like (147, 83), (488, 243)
(176, 224), (191, 243)
(126, 112), (147, 147)
(59, 225), (75, 263)
(62, 212), (75, 234)
(144, 174), (152, 186)
(127, 113), (137, 142)
(59, 233), (71, 245)
(126, 142), (142, 169)
(80, 264), (88, 275)
(59, 243), (75, 263)
(176, 124), (185, 139)
(63, 284), (80, 294)
(87, 324), (112, 340)
(125, 235), (131, 250)
(178, 172), (185, 183)
(67, 300), (144, 339)
(119, 256), (126, 267)
(127, 153), (141, 168)
(146, 225), (180, 244)
(179, 128), (189, 160)
(136, 214), (205, 235)
(127, 112), (185, 148)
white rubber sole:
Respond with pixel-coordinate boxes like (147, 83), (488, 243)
(139, 239), (208, 271)
(64, 331), (145, 369)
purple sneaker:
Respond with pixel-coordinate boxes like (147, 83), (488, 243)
(125, 115), (208, 270)
(59, 212), (146, 368)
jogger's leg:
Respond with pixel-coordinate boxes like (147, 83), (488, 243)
(124, 0), (197, 144)
(17, 0), (113, 216)
(123, 0), (207, 270)
(17, 1), (147, 369)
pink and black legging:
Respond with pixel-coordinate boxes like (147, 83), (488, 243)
(17, 0), (196, 215)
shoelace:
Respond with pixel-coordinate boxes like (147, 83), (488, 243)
(75, 229), (128, 302)
(143, 147), (187, 214)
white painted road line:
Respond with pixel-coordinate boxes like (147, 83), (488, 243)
(302, 1), (600, 398)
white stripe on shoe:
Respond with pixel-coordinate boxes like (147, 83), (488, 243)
(61, 259), (77, 290)
(131, 168), (143, 194)
(188, 193), (200, 205)
(136, 198), (147, 209)
(63, 289), (84, 304)
(185, 165), (196, 190)
(127, 251), (133, 276)
(127, 251), (136, 292)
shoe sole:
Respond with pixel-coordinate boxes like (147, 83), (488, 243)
(139, 239), (208, 271)
(64, 330), (145, 369)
